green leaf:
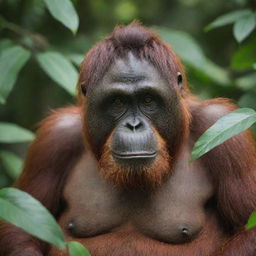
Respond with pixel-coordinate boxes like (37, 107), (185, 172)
(235, 73), (256, 91)
(0, 172), (10, 189)
(36, 51), (78, 95)
(253, 63), (256, 70)
(0, 122), (34, 143)
(0, 46), (31, 104)
(233, 12), (256, 43)
(43, 0), (79, 34)
(0, 150), (23, 179)
(68, 241), (91, 256)
(231, 37), (256, 71)
(0, 39), (14, 51)
(246, 211), (256, 230)
(0, 188), (66, 250)
(67, 53), (84, 67)
(238, 92), (256, 109)
(191, 108), (256, 161)
(205, 9), (251, 31)
(156, 27), (230, 85)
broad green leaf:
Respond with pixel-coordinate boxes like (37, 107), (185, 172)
(0, 188), (66, 250)
(67, 53), (84, 67)
(246, 211), (256, 230)
(0, 46), (31, 104)
(235, 73), (256, 91)
(0, 122), (34, 143)
(156, 27), (230, 85)
(43, 0), (79, 34)
(0, 150), (23, 179)
(205, 9), (251, 31)
(36, 51), (78, 95)
(191, 108), (256, 161)
(231, 38), (256, 71)
(68, 241), (91, 256)
(233, 12), (256, 43)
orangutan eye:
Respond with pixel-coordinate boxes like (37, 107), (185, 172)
(143, 95), (153, 104)
(113, 98), (124, 107)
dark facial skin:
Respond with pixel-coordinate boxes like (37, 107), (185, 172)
(85, 52), (183, 165)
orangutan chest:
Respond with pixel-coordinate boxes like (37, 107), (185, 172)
(63, 153), (213, 244)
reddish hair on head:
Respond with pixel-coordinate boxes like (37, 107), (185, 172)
(79, 21), (186, 94)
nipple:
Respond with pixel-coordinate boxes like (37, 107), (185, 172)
(181, 227), (192, 240)
(67, 221), (75, 231)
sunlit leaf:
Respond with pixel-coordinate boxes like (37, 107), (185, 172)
(0, 150), (23, 179)
(68, 241), (91, 256)
(246, 211), (256, 230)
(0, 188), (66, 250)
(0, 122), (34, 143)
(36, 51), (78, 95)
(231, 37), (256, 71)
(191, 108), (256, 161)
(205, 9), (251, 31)
(0, 46), (31, 104)
(43, 0), (79, 34)
(156, 27), (230, 85)
(233, 12), (256, 43)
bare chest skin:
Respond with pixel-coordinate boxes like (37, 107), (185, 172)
(63, 142), (214, 244)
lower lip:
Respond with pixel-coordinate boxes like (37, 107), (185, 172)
(112, 152), (157, 159)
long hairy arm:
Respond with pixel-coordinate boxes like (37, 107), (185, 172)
(0, 106), (84, 256)
(190, 98), (256, 256)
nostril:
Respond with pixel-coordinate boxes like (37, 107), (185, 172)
(134, 120), (143, 130)
(126, 122), (135, 131)
(125, 118), (143, 131)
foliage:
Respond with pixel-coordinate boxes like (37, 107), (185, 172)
(0, 188), (91, 256)
(191, 108), (256, 161)
(36, 51), (78, 95)
(246, 212), (256, 230)
(43, 0), (79, 34)
(0, 0), (256, 250)
(0, 46), (31, 104)
(206, 9), (256, 43)
(68, 241), (91, 256)
(0, 122), (34, 143)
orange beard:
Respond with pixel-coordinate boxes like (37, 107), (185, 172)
(99, 131), (171, 189)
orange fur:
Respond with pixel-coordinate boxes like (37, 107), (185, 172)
(99, 129), (170, 189)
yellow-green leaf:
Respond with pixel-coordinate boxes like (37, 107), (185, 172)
(68, 241), (91, 256)
(246, 211), (256, 230)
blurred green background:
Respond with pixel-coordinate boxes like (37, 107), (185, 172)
(0, 0), (256, 187)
